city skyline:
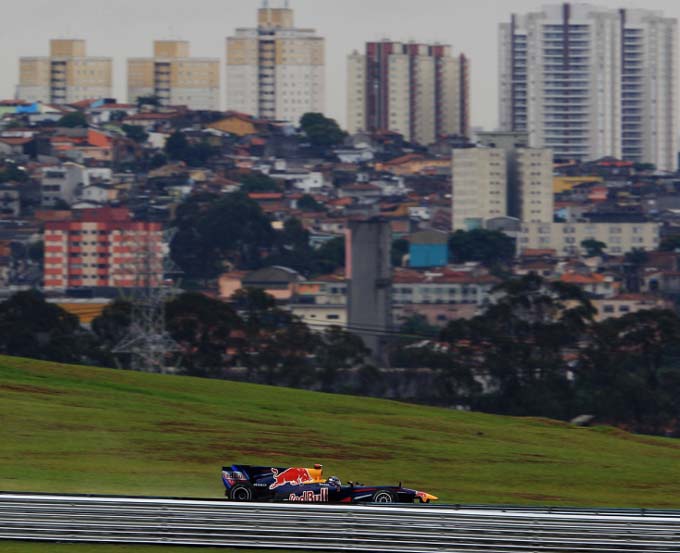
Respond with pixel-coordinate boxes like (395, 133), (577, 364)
(2, 0), (680, 130)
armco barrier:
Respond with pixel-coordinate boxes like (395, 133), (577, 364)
(1, 493), (680, 551)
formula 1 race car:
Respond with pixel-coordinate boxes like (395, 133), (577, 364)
(221, 464), (438, 504)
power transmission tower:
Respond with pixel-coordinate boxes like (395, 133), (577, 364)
(113, 225), (181, 373)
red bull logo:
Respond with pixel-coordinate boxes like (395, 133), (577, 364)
(288, 488), (329, 502)
(269, 467), (312, 489)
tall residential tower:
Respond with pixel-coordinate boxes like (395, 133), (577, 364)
(347, 41), (469, 145)
(226, 1), (325, 123)
(127, 41), (220, 110)
(17, 40), (112, 105)
(499, 3), (678, 170)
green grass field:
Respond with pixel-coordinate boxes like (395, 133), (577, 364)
(2, 355), (680, 508)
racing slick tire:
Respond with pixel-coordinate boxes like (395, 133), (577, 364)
(229, 484), (254, 501)
(372, 491), (395, 503)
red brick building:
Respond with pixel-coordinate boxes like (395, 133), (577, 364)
(44, 208), (163, 291)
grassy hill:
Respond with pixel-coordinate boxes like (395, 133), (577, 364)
(2, 355), (680, 508)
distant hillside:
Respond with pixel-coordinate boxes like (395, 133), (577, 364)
(2, 355), (680, 507)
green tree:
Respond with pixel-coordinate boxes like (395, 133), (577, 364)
(660, 235), (680, 252)
(315, 327), (370, 391)
(109, 110), (127, 122)
(581, 239), (607, 257)
(121, 124), (149, 144)
(391, 238), (410, 267)
(448, 229), (515, 266)
(165, 132), (219, 167)
(28, 241), (44, 263)
(300, 112), (346, 149)
(264, 217), (316, 275)
(577, 310), (680, 435)
(441, 274), (596, 419)
(58, 111), (88, 128)
(315, 237), (346, 274)
(149, 152), (168, 169)
(399, 314), (438, 338)
(298, 194), (324, 212)
(240, 172), (280, 193)
(0, 290), (95, 363)
(91, 300), (133, 349)
(165, 131), (189, 160)
(171, 192), (275, 278)
(165, 293), (242, 377)
(232, 288), (314, 386)
(0, 162), (28, 183)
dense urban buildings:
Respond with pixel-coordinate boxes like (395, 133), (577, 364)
(347, 41), (469, 145)
(499, 3), (678, 170)
(127, 41), (220, 110)
(226, 1), (325, 123)
(17, 40), (112, 105)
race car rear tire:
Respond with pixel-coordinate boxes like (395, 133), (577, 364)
(372, 491), (395, 503)
(229, 484), (254, 501)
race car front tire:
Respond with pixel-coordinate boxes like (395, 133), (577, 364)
(372, 491), (395, 503)
(229, 484), (254, 501)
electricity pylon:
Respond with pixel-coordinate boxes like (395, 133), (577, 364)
(113, 226), (181, 373)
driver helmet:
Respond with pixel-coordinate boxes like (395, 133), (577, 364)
(327, 476), (341, 487)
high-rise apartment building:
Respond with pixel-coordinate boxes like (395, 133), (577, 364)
(44, 208), (163, 291)
(17, 40), (112, 105)
(451, 148), (507, 231)
(452, 143), (554, 231)
(127, 41), (220, 111)
(499, 4), (678, 170)
(226, 1), (325, 123)
(347, 41), (469, 145)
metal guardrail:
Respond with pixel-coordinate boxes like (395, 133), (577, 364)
(1, 492), (680, 551)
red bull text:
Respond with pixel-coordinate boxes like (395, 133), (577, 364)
(288, 488), (329, 502)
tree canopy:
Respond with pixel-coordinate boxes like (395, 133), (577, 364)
(581, 239), (608, 257)
(448, 229), (515, 266)
(298, 194), (324, 212)
(299, 112), (346, 149)
(164, 131), (219, 167)
(660, 235), (680, 252)
(121, 124), (149, 144)
(58, 111), (88, 128)
(239, 173), (280, 193)
(0, 290), (97, 364)
(171, 192), (276, 278)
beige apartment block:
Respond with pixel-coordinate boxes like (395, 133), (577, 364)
(516, 148), (554, 224)
(347, 40), (469, 144)
(127, 41), (219, 111)
(451, 148), (507, 231)
(518, 222), (661, 256)
(226, 4), (325, 123)
(17, 39), (112, 104)
(346, 50), (366, 136)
